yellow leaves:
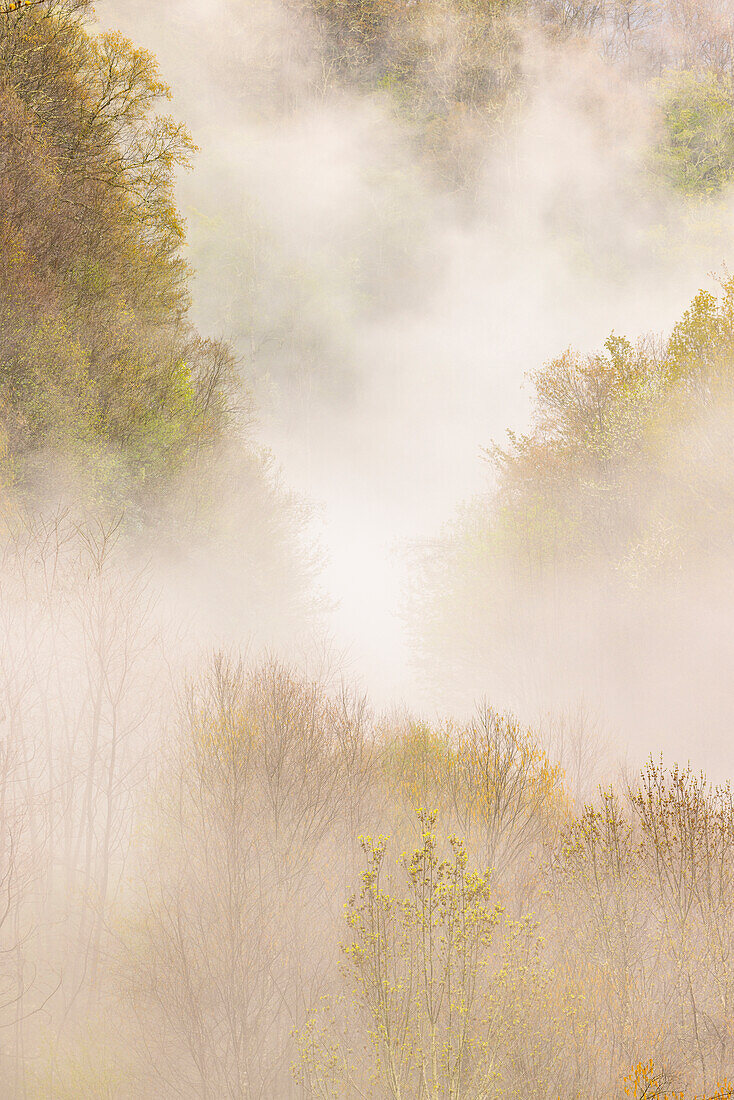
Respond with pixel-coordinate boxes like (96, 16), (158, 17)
(1, 0), (45, 13)
(193, 705), (256, 772)
(0, 219), (30, 277)
(384, 720), (455, 814)
(186, 665), (261, 784)
(623, 1060), (734, 1100)
(664, 279), (734, 385)
(327, 812), (524, 1096)
(624, 1058), (663, 1098)
(90, 31), (172, 107)
(0, 1), (232, 502)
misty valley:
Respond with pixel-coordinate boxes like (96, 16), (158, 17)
(3, 0), (734, 1096)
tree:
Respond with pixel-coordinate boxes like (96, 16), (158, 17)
(0, 1), (235, 510)
(122, 655), (372, 1098)
(655, 71), (734, 197)
(297, 809), (568, 1099)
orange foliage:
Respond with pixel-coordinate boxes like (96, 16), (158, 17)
(624, 1060), (734, 1100)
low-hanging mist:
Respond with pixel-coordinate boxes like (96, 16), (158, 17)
(3, 0), (734, 1095)
(102, 0), (734, 727)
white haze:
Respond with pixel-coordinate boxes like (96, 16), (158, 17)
(100, 0), (734, 763)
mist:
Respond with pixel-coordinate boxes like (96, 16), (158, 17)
(96, 0), (734, 722)
(4, 0), (734, 1094)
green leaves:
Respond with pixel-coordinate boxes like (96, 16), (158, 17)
(654, 71), (734, 197)
(0, 5), (232, 513)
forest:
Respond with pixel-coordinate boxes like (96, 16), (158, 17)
(3, 0), (734, 1096)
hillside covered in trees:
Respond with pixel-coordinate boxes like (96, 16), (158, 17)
(3, 0), (734, 1097)
(407, 276), (734, 771)
(0, 0), (318, 637)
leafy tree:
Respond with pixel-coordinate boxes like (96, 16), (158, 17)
(297, 810), (565, 1099)
(0, 2), (233, 510)
(655, 71), (734, 196)
(409, 277), (734, 689)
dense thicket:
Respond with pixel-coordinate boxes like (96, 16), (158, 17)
(0, 1), (320, 639)
(293, 0), (734, 192)
(0, 0), (238, 508)
(142, 0), (734, 436)
(410, 277), (734, 695)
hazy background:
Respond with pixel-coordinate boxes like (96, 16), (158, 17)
(6, 3), (734, 1093)
(99, 0), (734, 760)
